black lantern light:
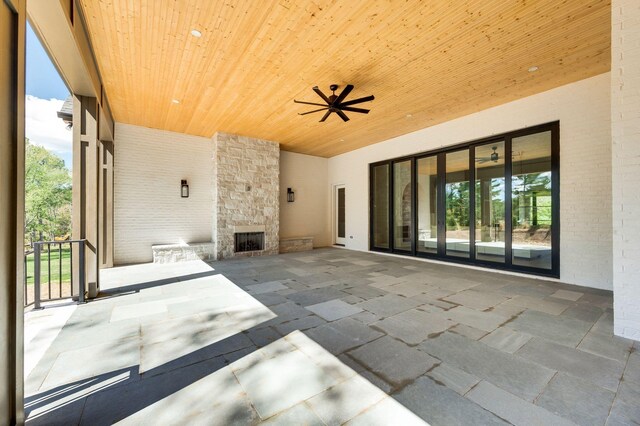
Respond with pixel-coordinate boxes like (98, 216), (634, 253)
(181, 179), (189, 198)
(287, 187), (295, 202)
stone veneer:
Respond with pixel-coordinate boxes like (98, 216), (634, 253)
(213, 132), (280, 259)
(280, 237), (314, 253)
(152, 242), (216, 263)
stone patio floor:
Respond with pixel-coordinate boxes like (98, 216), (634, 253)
(24, 248), (640, 425)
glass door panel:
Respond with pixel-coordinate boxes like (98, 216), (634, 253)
(417, 156), (438, 254)
(372, 164), (390, 249)
(445, 150), (470, 258)
(511, 131), (552, 270)
(393, 160), (412, 251)
(474, 142), (506, 262)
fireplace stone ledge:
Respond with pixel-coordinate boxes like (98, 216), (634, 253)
(279, 237), (314, 253)
(152, 242), (216, 263)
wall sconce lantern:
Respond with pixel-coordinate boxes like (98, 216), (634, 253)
(181, 179), (189, 198)
(287, 187), (295, 203)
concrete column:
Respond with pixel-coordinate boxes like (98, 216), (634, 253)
(612, 0), (640, 340)
(0, 0), (25, 423)
(72, 95), (100, 298)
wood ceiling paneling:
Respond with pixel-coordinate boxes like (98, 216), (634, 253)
(79, 0), (610, 157)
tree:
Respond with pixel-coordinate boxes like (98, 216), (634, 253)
(25, 139), (72, 244)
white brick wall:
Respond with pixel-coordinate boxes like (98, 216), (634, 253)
(114, 123), (214, 264)
(328, 73), (612, 290)
(612, 0), (640, 340)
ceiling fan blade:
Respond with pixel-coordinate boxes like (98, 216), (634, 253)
(340, 95), (375, 107)
(336, 109), (350, 122)
(294, 100), (329, 107)
(334, 84), (354, 105)
(319, 110), (332, 122)
(340, 106), (370, 114)
(298, 107), (329, 116)
(313, 86), (332, 104)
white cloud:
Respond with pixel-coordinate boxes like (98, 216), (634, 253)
(25, 95), (72, 155)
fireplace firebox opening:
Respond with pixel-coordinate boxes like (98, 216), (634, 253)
(234, 232), (265, 253)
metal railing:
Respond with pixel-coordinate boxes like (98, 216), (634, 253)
(24, 240), (86, 309)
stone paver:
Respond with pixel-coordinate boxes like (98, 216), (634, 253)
(349, 336), (439, 387)
(508, 310), (592, 347)
(306, 299), (363, 321)
(550, 289), (584, 301)
(420, 332), (555, 401)
(234, 345), (341, 419)
(24, 247), (636, 425)
(246, 280), (289, 294)
(345, 397), (427, 426)
(307, 375), (387, 425)
(467, 381), (576, 426)
(480, 327), (532, 354)
(499, 295), (569, 316)
(607, 378), (640, 425)
(395, 376), (507, 426)
(356, 294), (422, 318)
(437, 306), (509, 333)
(444, 289), (509, 311)
(535, 373), (615, 426)
(305, 317), (383, 354)
(427, 363), (479, 395)
(286, 287), (348, 306)
(516, 338), (625, 391)
(576, 329), (633, 363)
(261, 402), (324, 425)
(372, 309), (454, 345)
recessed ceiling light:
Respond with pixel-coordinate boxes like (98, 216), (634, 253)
(171, 99), (180, 104)
(528, 66), (539, 72)
(190, 29), (202, 38)
(340, 139), (345, 142)
(406, 114), (413, 119)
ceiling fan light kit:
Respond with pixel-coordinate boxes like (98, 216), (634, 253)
(294, 84), (375, 122)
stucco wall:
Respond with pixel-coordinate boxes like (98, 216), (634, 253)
(612, 0), (640, 340)
(114, 123), (214, 264)
(328, 73), (612, 290)
(279, 151), (331, 247)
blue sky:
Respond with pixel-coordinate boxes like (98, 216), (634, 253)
(25, 21), (73, 169)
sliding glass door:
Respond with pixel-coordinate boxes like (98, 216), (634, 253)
(416, 156), (438, 254)
(511, 131), (553, 270)
(445, 149), (471, 258)
(474, 141), (506, 263)
(371, 163), (390, 250)
(393, 160), (413, 252)
(369, 122), (559, 277)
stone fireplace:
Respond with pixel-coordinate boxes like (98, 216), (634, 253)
(213, 132), (279, 259)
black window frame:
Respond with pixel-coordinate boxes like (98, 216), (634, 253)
(369, 121), (560, 278)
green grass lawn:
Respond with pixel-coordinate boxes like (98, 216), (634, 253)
(25, 247), (71, 286)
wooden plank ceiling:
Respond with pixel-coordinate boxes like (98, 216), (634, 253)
(79, 0), (610, 157)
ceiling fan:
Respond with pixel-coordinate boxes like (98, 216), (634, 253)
(294, 84), (374, 122)
(475, 146), (500, 163)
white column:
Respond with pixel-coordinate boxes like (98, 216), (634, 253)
(612, 0), (640, 340)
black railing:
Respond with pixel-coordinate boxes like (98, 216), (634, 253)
(24, 240), (86, 309)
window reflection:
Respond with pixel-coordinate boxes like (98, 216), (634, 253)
(512, 131), (552, 269)
(394, 160), (412, 251)
(475, 142), (505, 262)
(446, 149), (470, 258)
(417, 156), (438, 254)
